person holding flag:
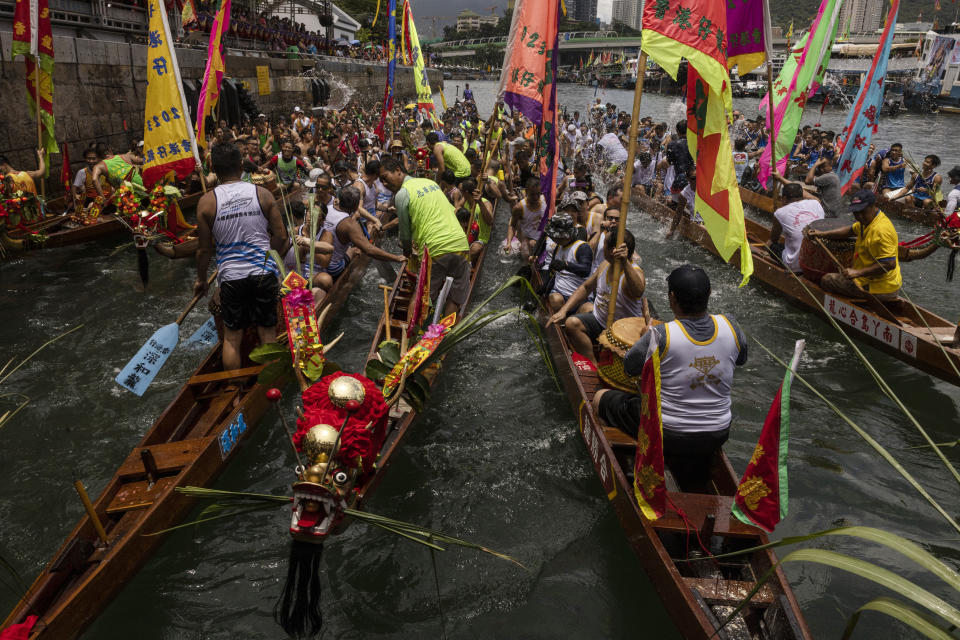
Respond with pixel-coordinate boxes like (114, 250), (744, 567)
(593, 264), (748, 491)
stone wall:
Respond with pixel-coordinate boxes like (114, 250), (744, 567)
(0, 30), (441, 190)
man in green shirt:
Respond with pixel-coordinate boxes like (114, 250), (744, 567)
(379, 156), (471, 318)
(426, 132), (471, 185)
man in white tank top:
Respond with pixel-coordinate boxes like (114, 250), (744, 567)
(593, 264), (748, 490)
(507, 178), (547, 261)
(194, 142), (288, 371)
(546, 229), (645, 365)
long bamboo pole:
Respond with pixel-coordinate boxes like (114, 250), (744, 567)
(606, 53), (646, 329)
(34, 60), (45, 198)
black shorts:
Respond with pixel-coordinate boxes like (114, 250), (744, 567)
(219, 273), (280, 331)
(570, 312), (604, 341)
(430, 252), (471, 307)
(597, 389), (729, 489)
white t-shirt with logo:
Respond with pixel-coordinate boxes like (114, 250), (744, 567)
(773, 199), (825, 271)
(597, 133), (628, 165)
(732, 151), (749, 183)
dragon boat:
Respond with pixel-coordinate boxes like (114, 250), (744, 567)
(637, 194), (960, 387)
(739, 186), (943, 228)
(529, 265), (813, 639)
(0, 230), (378, 640)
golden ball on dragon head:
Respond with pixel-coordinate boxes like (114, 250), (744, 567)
(302, 424), (339, 463)
(328, 376), (365, 410)
(303, 463), (327, 484)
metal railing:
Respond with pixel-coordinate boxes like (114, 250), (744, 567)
(432, 29), (618, 50)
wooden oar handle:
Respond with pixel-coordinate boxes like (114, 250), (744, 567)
(177, 271), (217, 326)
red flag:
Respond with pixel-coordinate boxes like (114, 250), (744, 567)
(60, 141), (70, 193)
(0, 616), (38, 640)
(632, 336), (666, 519)
(732, 340), (805, 532)
(12, 0), (58, 166)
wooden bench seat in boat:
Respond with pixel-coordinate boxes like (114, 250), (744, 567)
(117, 439), (207, 479)
(653, 493), (758, 538)
(188, 366), (262, 386)
(685, 577), (776, 605)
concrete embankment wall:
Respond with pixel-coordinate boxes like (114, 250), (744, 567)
(0, 30), (441, 188)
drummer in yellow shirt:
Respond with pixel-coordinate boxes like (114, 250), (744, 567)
(807, 189), (902, 301)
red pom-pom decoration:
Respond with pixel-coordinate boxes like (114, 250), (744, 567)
(266, 388), (282, 402)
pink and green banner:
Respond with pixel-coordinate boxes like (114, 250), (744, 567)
(757, 0), (841, 188)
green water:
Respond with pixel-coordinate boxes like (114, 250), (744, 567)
(0, 82), (958, 639)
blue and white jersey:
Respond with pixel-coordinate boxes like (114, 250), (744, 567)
(212, 181), (278, 284)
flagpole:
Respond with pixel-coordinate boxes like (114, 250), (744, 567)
(34, 59), (45, 198)
(607, 52), (646, 329)
(766, 61), (777, 209)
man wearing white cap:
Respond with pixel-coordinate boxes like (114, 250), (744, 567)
(561, 123), (579, 169)
(292, 107), (310, 136)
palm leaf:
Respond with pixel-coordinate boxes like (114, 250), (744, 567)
(700, 525), (960, 592)
(267, 249), (289, 280)
(0, 324), (84, 386)
(755, 338), (960, 535)
(377, 340), (402, 367)
(175, 486), (292, 502)
(143, 502), (281, 536)
(365, 358), (392, 381)
(841, 596), (956, 640)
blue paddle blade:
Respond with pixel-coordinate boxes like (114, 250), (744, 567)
(116, 323), (180, 396)
(183, 316), (218, 347)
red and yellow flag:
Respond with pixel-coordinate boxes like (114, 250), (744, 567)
(12, 0), (58, 169)
(181, 0), (197, 25)
(732, 340), (805, 532)
(632, 337), (667, 520)
(686, 68), (753, 284)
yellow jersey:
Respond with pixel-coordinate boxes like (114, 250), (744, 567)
(852, 211), (901, 294)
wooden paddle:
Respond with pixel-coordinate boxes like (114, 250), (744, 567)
(812, 237), (902, 325)
(115, 271), (217, 396)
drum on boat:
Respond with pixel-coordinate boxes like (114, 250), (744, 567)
(799, 219), (854, 284)
(596, 316), (658, 392)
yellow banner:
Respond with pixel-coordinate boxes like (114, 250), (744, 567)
(256, 65), (271, 95)
(142, 0), (198, 187)
(402, 0), (436, 113)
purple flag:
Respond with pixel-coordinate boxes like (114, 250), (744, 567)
(727, 0), (774, 74)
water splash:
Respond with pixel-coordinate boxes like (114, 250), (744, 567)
(316, 70), (355, 111)
(819, 73), (854, 112)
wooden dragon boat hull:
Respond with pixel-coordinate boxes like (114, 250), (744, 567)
(533, 264), (812, 638)
(739, 186), (942, 228)
(638, 194), (960, 386)
(356, 206), (496, 503)
(1, 235), (377, 640)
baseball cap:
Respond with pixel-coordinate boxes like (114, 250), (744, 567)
(257, 113), (267, 119)
(571, 190), (588, 201)
(293, 106), (302, 113)
(304, 168), (324, 188)
(848, 189), (876, 212)
(545, 212), (576, 241)
(390, 139), (404, 149)
(567, 124), (576, 132)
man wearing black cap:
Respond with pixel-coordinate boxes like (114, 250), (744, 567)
(941, 165), (960, 219)
(808, 189), (902, 301)
(592, 264), (747, 490)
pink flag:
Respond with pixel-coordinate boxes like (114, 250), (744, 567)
(196, 0), (231, 150)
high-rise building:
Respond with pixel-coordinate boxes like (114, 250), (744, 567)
(456, 9), (500, 33)
(612, 0), (643, 30)
(568, 0), (598, 24)
(838, 0), (885, 34)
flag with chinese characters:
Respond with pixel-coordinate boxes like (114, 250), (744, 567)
(641, 0), (730, 100)
(833, 0), (900, 193)
(686, 67), (753, 284)
(757, 0), (842, 188)
(195, 0), (231, 150)
(400, 0), (438, 118)
(497, 0), (560, 126)
(142, 0), (200, 187)
(374, 0), (398, 142)
(632, 333), (666, 520)
(726, 0), (773, 74)
(11, 0), (58, 169)
(732, 340), (805, 532)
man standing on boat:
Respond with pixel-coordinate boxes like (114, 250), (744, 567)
(547, 230), (646, 365)
(426, 132), (471, 186)
(378, 157), (471, 318)
(805, 157), (842, 219)
(91, 144), (143, 195)
(807, 190), (902, 302)
(0, 150), (45, 194)
(592, 264), (747, 490)
(193, 142), (288, 371)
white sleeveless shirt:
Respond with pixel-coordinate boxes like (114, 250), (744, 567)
(520, 195), (546, 240)
(591, 262), (645, 327)
(322, 205), (351, 273)
(552, 239), (589, 297)
(212, 181), (277, 284)
(658, 315), (740, 433)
